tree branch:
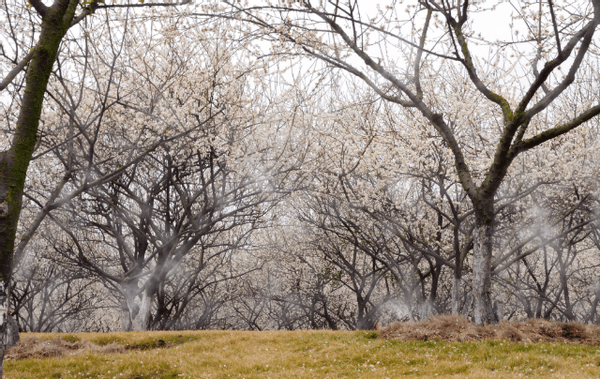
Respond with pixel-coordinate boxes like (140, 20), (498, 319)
(28, 0), (48, 18)
(305, 2), (478, 199)
(511, 102), (600, 155)
(414, 9), (432, 100)
(517, 19), (597, 118)
(547, 0), (562, 54)
(452, 25), (513, 122)
(0, 49), (34, 92)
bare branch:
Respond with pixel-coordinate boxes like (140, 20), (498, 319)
(414, 9), (432, 100)
(532, 44), (550, 95)
(548, 0), (562, 54)
(0, 49), (34, 92)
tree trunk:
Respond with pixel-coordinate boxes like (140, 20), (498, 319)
(418, 299), (432, 320)
(119, 291), (153, 331)
(356, 297), (378, 330)
(120, 299), (134, 332)
(5, 314), (19, 350)
(428, 260), (442, 308)
(0, 2), (78, 373)
(404, 290), (416, 322)
(472, 207), (497, 325)
(587, 279), (600, 323)
(136, 290), (152, 331)
(451, 276), (461, 315)
(461, 292), (473, 318)
(120, 282), (141, 331)
(0, 283), (7, 378)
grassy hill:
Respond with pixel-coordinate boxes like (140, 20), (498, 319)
(5, 327), (600, 378)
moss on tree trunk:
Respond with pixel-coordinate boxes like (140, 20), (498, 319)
(0, 1), (78, 376)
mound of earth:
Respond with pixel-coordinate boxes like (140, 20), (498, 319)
(380, 315), (600, 345)
(5, 337), (125, 361)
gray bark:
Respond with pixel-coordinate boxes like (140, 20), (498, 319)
(492, 300), (504, 323)
(461, 292), (473, 318)
(5, 315), (19, 349)
(472, 221), (496, 325)
(120, 299), (134, 332)
(120, 290), (152, 331)
(136, 290), (152, 331)
(418, 299), (433, 320)
(451, 276), (461, 315)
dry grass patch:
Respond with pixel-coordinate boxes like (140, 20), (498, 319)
(5, 332), (199, 361)
(380, 315), (600, 345)
(5, 336), (125, 360)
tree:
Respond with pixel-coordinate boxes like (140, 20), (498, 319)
(0, 1), (89, 367)
(215, 0), (600, 324)
(11, 7), (313, 333)
(0, 0), (196, 371)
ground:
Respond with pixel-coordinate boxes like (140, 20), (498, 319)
(4, 316), (600, 378)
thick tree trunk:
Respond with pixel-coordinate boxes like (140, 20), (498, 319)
(120, 280), (142, 331)
(428, 260), (442, 309)
(404, 290), (416, 322)
(120, 289), (153, 331)
(418, 299), (432, 320)
(472, 207), (497, 325)
(322, 306), (338, 330)
(451, 218), (464, 315)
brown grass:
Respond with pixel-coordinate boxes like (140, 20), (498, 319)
(4, 336), (125, 360)
(380, 314), (600, 345)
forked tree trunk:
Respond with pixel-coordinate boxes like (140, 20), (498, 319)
(120, 289), (153, 331)
(472, 206), (497, 325)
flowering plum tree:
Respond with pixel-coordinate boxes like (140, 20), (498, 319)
(0, 0), (201, 373)
(214, 0), (600, 324)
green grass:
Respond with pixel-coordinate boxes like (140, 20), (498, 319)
(5, 330), (600, 378)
